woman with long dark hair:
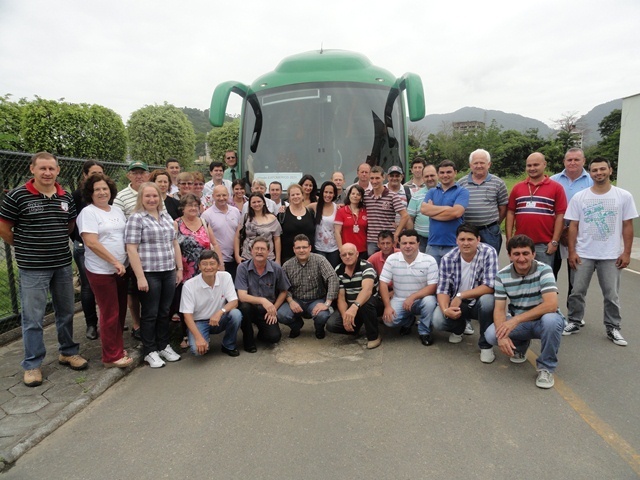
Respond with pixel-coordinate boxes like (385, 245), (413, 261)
(334, 184), (368, 261)
(77, 173), (132, 368)
(234, 193), (281, 264)
(311, 181), (340, 267)
(299, 174), (318, 207)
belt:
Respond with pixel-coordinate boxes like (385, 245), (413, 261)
(477, 221), (498, 229)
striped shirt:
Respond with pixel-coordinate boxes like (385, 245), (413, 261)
(379, 252), (438, 300)
(0, 180), (76, 269)
(495, 260), (557, 316)
(124, 210), (176, 272)
(335, 260), (378, 305)
(407, 186), (430, 237)
(113, 184), (138, 219)
(363, 187), (406, 243)
(507, 177), (567, 244)
(437, 243), (498, 296)
(457, 173), (508, 226)
(282, 252), (339, 302)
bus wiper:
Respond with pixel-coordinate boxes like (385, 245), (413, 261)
(247, 95), (263, 153)
(383, 87), (399, 149)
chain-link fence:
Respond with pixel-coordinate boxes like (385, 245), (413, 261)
(0, 150), (162, 337)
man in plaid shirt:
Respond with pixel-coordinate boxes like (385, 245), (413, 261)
(431, 224), (499, 363)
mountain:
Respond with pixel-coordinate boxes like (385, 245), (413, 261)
(577, 99), (622, 146)
(414, 106), (555, 137)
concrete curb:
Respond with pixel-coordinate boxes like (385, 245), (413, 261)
(0, 350), (143, 471)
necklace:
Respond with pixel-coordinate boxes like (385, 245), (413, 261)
(350, 205), (360, 233)
(290, 205), (305, 221)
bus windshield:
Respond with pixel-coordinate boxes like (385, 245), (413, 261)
(241, 82), (406, 189)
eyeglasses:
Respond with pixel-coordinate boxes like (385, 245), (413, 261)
(179, 181), (193, 186)
(226, 156), (236, 160)
(340, 252), (356, 258)
(193, 183), (204, 187)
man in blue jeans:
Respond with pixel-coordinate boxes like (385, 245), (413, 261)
(0, 152), (88, 387)
(485, 235), (564, 389)
(180, 250), (242, 357)
(431, 224), (498, 363)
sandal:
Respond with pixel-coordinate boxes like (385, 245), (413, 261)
(103, 356), (134, 369)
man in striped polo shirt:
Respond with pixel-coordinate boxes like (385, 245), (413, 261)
(457, 149), (508, 254)
(0, 152), (88, 387)
(380, 229), (438, 346)
(327, 243), (383, 349)
(363, 166), (410, 256)
(484, 235), (564, 389)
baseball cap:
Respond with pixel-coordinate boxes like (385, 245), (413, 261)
(127, 161), (149, 172)
(387, 166), (403, 175)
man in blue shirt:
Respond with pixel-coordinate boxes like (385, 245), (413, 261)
(421, 160), (470, 266)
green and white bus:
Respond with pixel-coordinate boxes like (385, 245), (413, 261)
(209, 49), (425, 188)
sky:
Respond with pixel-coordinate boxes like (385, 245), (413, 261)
(1, 0), (638, 129)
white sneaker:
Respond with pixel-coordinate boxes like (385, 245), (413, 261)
(536, 370), (554, 389)
(144, 351), (165, 368)
(480, 348), (495, 364)
(464, 321), (474, 335)
(159, 345), (181, 362)
(449, 333), (463, 344)
(510, 351), (527, 364)
(607, 328), (628, 346)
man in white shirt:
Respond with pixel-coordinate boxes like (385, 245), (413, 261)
(563, 157), (638, 346)
(180, 250), (242, 357)
(379, 229), (438, 346)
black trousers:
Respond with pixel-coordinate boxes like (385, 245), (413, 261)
(238, 302), (282, 348)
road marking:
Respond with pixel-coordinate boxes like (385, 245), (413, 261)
(525, 350), (640, 475)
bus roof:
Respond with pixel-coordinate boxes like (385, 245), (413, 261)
(249, 49), (397, 92)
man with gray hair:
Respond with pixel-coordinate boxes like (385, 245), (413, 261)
(457, 149), (508, 254)
(242, 178), (278, 215)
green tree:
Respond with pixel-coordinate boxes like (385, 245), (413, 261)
(206, 118), (240, 164)
(19, 97), (126, 161)
(592, 109), (621, 176)
(128, 103), (196, 168)
(0, 95), (25, 151)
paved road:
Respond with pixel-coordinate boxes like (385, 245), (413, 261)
(3, 266), (639, 479)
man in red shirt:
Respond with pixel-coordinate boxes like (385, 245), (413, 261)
(505, 152), (567, 270)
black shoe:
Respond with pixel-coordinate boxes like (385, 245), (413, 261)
(289, 327), (301, 338)
(244, 345), (257, 353)
(315, 329), (326, 339)
(123, 325), (129, 331)
(221, 346), (240, 357)
(399, 321), (414, 336)
(131, 328), (142, 341)
(86, 325), (99, 340)
(420, 334), (433, 346)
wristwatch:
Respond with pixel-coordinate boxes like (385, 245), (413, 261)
(455, 293), (462, 299)
(221, 308), (227, 313)
(551, 240), (559, 247)
(354, 302), (361, 308)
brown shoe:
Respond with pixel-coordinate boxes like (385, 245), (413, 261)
(366, 336), (382, 349)
(58, 354), (89, 370)
(24, 368), (43, 387)
(103, 356), (133, 369)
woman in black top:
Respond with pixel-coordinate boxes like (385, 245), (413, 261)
(150, 169), (181, 220)
(280, 183), (315, 263)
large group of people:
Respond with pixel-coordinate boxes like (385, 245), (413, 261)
(0, 147), (636, 391)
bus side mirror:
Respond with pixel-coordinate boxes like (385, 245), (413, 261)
(397, 73), (425, 122)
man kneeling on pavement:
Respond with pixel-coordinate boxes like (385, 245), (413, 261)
(485, 234), (564, 389)
(326, 243), (383, 349)
(431, 223), (498, 360)
(180, 250), (242, 357)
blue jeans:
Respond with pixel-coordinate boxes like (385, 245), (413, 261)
(425, 245), (454, 267)
(137, 270), (176, 356)
(432, 294), (495, 349)
(418, 235), (428, 253)
(534, 243), (555, 270)
(567, 258), (621, 329)
(278, 298), (332, 333)
(19, 266), (79, 370)
(478, 224), (502, 255)
(73, 241), (98, 328)
(385, 295), (437, 335)
(484, 312), (564, 372)
(188, 310), (242, 355)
